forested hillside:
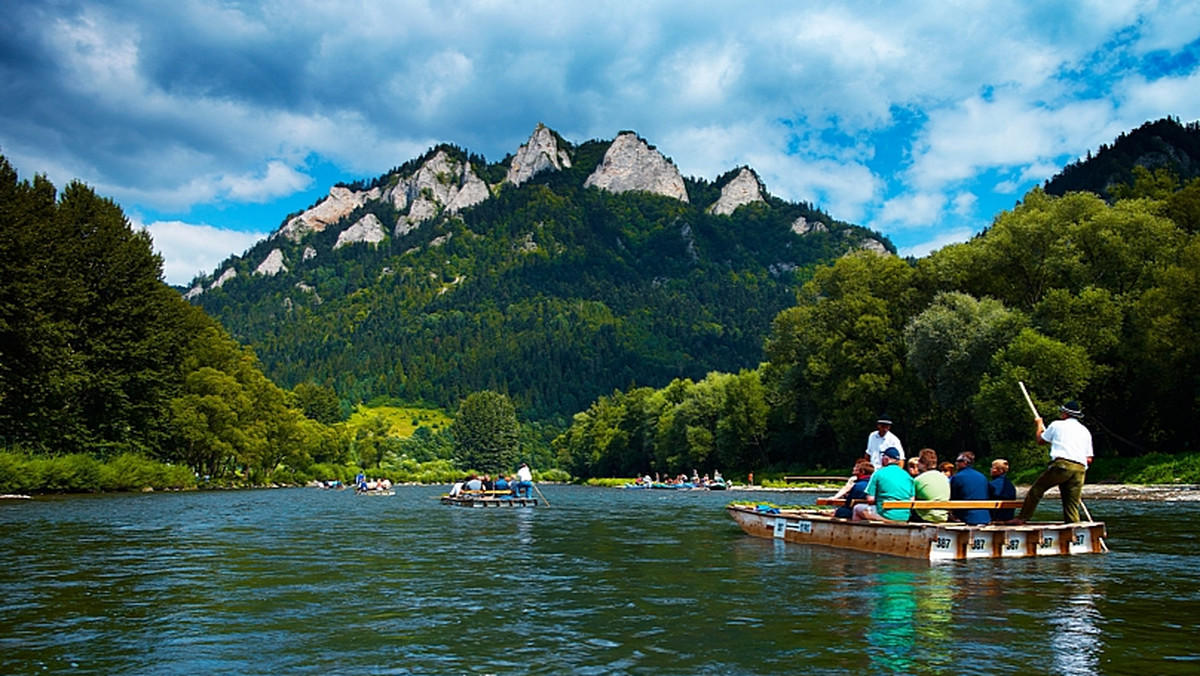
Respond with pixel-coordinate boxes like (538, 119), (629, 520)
(1046, 117), (1200, 198)
(556, 168), (1200, 481)
(190, 128), (887, 420)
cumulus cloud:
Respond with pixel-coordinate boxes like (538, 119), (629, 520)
(2, 0), (1199, 278)
(141, 221), (269, 287)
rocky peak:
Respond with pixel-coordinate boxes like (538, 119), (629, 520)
(505, 123), (572, 187)
(385, 149), (490, 235)
(254, 248), (288, 276)
(335, 214), (387, 249)
(707, 167), (764, 216)
(276, 185), (381, 243)
(584, 133), (689, 203)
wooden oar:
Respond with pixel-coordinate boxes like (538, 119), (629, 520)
(531, 482), (550, 506)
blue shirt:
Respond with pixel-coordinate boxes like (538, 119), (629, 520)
(988, 475), (1017, 521)
(949, 467), (991, 525)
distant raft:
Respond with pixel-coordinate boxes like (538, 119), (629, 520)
(727, 502), (1107, 561)
(441, 490), (539, 508)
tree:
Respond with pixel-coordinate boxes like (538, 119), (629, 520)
(293, 382), (344, 424)
(452, 390), (520, 474)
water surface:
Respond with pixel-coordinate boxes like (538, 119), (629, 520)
(2, 486), (1197, 674)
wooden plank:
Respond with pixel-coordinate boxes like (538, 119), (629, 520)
(881, 500), (1024, 509)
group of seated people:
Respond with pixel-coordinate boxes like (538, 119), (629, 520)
(447, 471), (533, 499)
(355, 476), (393, 492)
(632, 469), (725, 487)
(828, 448), (1016, 524)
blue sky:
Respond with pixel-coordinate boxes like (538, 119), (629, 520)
(3, 1), (1199, 285)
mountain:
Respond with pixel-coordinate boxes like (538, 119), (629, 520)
(1045, 117), (1200, 198)
(187, 124), (892, 419)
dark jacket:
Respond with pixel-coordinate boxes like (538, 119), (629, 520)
(950, 467), (991, 525)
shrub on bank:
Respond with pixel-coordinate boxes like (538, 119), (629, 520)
(0, 452), (196, 494)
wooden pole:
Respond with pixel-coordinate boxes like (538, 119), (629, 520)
(532, 482), (550, 507)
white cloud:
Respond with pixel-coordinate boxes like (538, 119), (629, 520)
(221, 161), (313, 202)
(898, 227), (976, 259)
(877, 192), (947, 229)
(141, 221), (268, 287)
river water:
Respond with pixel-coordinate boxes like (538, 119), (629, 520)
(1, 485), (1198, 675)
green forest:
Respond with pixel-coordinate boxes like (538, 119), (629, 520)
(555, 167), (1200, 483)
(192, 136), (880, 422)
(0, 155), (555, 493)
(6, 118), (1200, 493)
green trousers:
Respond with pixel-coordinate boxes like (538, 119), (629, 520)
(1017, 459), (1087, 522)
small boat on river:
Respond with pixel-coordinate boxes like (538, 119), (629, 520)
(441, 490), (539, 508)
(727, 501), (1107, 561)
(356, 488), (395, 496)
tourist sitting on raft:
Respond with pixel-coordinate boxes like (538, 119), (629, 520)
(949, 452), (991, 525)
(911, 448), (950, 523)
(988, 459), (1018, 521)
(852, 447), (915, 522)
(829, 459), (874, 519)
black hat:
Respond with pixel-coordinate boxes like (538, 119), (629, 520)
(876, 415), (893, 426)
(1060, 401), (1083, 418)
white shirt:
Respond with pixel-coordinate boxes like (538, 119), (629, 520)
(865, 430), (904, 468)
(517, 466), (533, 482)
(1041, 417), (1093, 465)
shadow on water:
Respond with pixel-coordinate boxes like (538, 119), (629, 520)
(2, 486), (1199, 674)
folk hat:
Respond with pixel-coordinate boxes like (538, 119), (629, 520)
(876, 415), (893, 426)
(1060, 401), (1083, 418)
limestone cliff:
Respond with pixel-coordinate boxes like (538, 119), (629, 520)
(707, 168), (764, 216)
(584, 133), (689, 202)
(505, 123), (572, 187)
(385, 150), (490, 236)
(276, 185), (381, 242)
(254, 248), (288, 276)
(335, 214), (387, 249)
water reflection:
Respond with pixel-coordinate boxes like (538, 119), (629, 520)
(1050, 584), (1101, 675)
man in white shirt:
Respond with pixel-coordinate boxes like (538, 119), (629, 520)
(865, 415), (904, 468)
(1012, 400), (1094, 524)
(515, 462), (534, 498)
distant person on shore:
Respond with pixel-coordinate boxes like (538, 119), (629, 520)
(949, 452), (990, 525)
(1011, 400), (1093, 524)
(515, 462), (534, 498)
(912, 448), (950, 523)
(988, 459), (1018, 522)
(865, 415), (904, 469)
(852, 448), (914, 522)
(830, 459), (874, 519)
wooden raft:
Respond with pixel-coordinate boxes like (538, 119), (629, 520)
(440, 490), (539, 508)
(726, 504), (1106, 561)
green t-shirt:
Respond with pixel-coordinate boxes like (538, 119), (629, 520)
(865, 464), (915, 521)
(913, 470), (950, 523)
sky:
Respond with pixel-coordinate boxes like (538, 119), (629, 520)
(3, 1), (1200, 286)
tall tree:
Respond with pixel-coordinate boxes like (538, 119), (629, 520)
(452, 390), (520, 474)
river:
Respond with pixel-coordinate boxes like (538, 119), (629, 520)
(2, 485), (1198, 675)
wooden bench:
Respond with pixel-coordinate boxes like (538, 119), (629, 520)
(783, 475), (845, 483)
(815, 499), (1024, 509)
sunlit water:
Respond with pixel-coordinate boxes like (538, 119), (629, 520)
(2, 486), (1198, 675)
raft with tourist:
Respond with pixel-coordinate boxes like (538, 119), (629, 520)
(726, 501), (1107, 561)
